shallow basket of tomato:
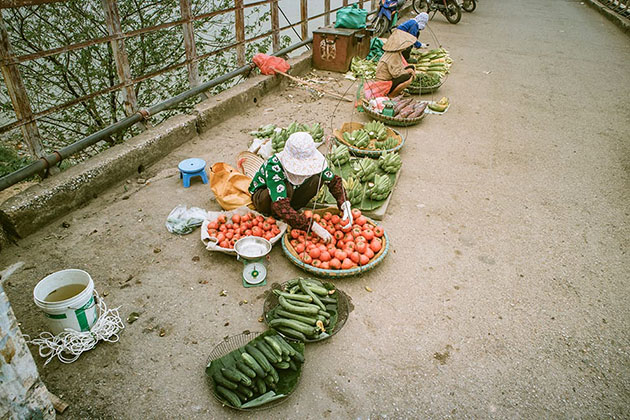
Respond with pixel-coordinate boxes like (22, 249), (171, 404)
(281, 207), (389, 278)
(202, 206), (288, 255)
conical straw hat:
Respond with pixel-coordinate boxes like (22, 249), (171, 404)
(382, 29), (417, 52)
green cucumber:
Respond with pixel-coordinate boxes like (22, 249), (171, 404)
(241, 352), (265, 377)
(318, 310), (331, 319)
(256, 341), (281, 364)
(236, 384), (253, 398)
(212, 371), (238, 390)
(272, 335), (298, 356)
(303, 282), (329, 296)
(255, 378), (267, 394)
(235, 361), (257, 379)
(279, 296), (319, 315)
(216, 385), (241, 407)
(264, 336), (283, 357)
(267, 336), (290, 358)
(275, 309), (318, 325)
(299, 279), (326, 310)
(286, 300), (322, 311)
(269, 319), (318, 336)
(276, 326), (307, 341)
(319, 295), (337, 304)
(221, 367), (251, 386)
(288, 360), (298, 371)
(268, 365), (280, 383)
(274, 361), (290, 369)
(245, 344), (272, 373)
(273, 290), (312, 302)
(234, 388), (250, 402)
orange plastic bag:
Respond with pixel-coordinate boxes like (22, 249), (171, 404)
(209, 162), (254, 210)
(253, 53), (291, 75)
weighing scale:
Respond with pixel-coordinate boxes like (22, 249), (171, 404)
(234, 237), (272, 288)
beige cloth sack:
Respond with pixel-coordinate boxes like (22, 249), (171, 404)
(209, 162), (253, 210)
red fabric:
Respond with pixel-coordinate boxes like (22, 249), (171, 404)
(253, 53), (291, 75)
(363, 80), (393, 100)
(271, 198), (312, 230)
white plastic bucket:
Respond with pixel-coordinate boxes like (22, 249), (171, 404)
(33, 269), (98, 335)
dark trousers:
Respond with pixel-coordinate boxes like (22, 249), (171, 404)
(251, 174), (321, 216)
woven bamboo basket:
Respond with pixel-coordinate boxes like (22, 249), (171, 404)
(362, 100), (426, 127)
(281, 207), (390, 278)
(236, 151), (264, 178)
(406, 78), (444, 94)
(333, 122), (405, 158)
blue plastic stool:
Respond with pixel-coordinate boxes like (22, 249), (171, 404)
(178, 158), (208, 188)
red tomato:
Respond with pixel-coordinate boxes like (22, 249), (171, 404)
(355, 235), (366, 244)
(252, 220), (259, 227)
(241, 214), (250, 222)
(208, 221), (218, 230)
(341, 223), (352, 233)
(232, 223), (240, 230)
(207, 228), (217, 236)
(245, 229), (253, 236)
(311, 259), (321, 267)
(311, 236), (320, 244)
(326, 243), (336, 252)
(295, 243), (305, 253)
(225, 231), (234, 240)
(262, 222), (271, 231)
(306, 243), (316, 252)
(334, 223), (342, 231)
(256, 215), (264, 223)
(370, 238), (382, 253)
(318, 244), (327, 252)
(359, 254), (370, 266)
(216, 233), (226, 242)
(319, 220), (328, 228)
(323, 212), (333, 221)
(302, 254), (313, 264)
(319, 250), (331, 262)
(341, 258), (353, 270)
(355, 216), (367, 226)
(326, 226), (336, 235)
(265, 217), (276, 225)
(350, 251), (360, 264)
(336, 240), (344, 249)
(344, 233), (354, 243)
(219, 225), (227, 232)
(271, 227), (280, 236)
(304, 210), (313, 218)
(373, 226), (384, 237)
(252, 226), (263, 237)
(217, 214), (226, 224)
(331, 215), (340, 224)
(290, 239), (299, 247)
(329, 258), (341, 269)
(312, 214), (321, 222)
(264, 232), (274, 240)
(290, 230), (300, 239)
(365, 247), (375, 259)
(219, 240), (229, 248)
(231, 214), (241, 224)
(355, 241), (367, 254)
(225, 223), (233, 230)
(345, 242), (356, 252)
(309, 248), (321, 259)
(334, 250), (347, 261)
(351, 226), (362, 237)
(320, 261), (330, 269)
(362, 229), (375, 241)
(230, 238), (238, 246)
(298, 235), (305, 243)
(334, 231), (344, 240)
(351, 209), (362, 219)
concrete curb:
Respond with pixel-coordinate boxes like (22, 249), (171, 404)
(584, 0), (630, 34)
(0, 52), (312, 244)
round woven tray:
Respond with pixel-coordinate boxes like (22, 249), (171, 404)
(362, 100), (426, 127)
(206, 331), (304, 411)
(263, 280), (350, 343)
(281, 207), (390, 278)
(333, 122), (405, 158)
(406, 79), (444, 94)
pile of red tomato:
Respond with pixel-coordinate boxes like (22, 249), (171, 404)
(206, 212), (281, 249)
(288, 209), (385, 270)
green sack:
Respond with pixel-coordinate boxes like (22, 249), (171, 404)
(335, 4), (368, 29)
(366, 38), (385, 62)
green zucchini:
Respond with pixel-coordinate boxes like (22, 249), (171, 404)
(318, 310), (331, 319)
(303, 282), (329, 297)
(279, 296), (319, 315)
(275, 309), (318, 325)
(256, 341), (281, 364)
(276, 326), (307, 341)
(245, 344), (272, 373)
(212, 371), (238, 390)
(216, 385), (241, 407)
(235, 361), (257, 379)
(286, 300), (322, 311)
(264, 336), (284, 357)
(273, 290), (312, 302)
(299, 279), (326, 310)
(272, 335), (297, 356)
(269, 318), (318, 336)
(221, 367), (251, 386)
(319, 295), (337, 304)
(241, 352), (265, 377)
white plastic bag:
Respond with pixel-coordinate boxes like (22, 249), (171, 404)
(200, 206), (288, 255)
(166, 205), (208, 235)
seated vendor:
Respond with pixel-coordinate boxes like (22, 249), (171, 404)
(375, 29), (418, 98)
(249, 132), (353, 242)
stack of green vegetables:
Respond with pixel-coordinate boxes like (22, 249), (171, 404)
(340, 121), (399, 151)
(349, 56), (377, 80)
(249, 122), (324, 153)
(409, 48), (452, 86)
(266, 279), (339, 341)
(410, 72), (442, 89)
(206, 330), (305, 409)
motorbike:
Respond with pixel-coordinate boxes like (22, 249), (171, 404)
(412, 0), (462, 24)
(371, 0), (408, 37)
(460, 0), (476, 12)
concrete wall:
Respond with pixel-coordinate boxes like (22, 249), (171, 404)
(0, 282), (55, 419)
(0, 52), (312, 245)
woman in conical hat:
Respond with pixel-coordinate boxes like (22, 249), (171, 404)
(249, 132), (353, 243)
(375, 29), (418, 97)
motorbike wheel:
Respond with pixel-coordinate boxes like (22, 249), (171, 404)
(412, 0), (429, 14)
(444, 0), (462, 23)
(372, 15), (389, 38)
(462, 0), (476, 12)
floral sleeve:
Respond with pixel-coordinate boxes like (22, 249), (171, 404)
(265, 156), (289, 202)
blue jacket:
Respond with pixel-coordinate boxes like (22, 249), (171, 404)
(397, 19), (424, 49)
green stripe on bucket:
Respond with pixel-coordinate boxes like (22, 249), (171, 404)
(74, 296), (95, 332)
(46, 313), (67, 319)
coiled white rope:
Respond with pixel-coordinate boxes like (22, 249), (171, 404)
(27, 291), (124, 365)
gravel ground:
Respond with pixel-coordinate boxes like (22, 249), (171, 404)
(1, 0), (629, 418)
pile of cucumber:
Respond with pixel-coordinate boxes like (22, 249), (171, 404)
(266, 278), (339, 342)
(206, 331), (305, 409)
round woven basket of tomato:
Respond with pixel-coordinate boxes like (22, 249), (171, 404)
(281, 207), (389, 278)
(202, 206), (288, 255)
